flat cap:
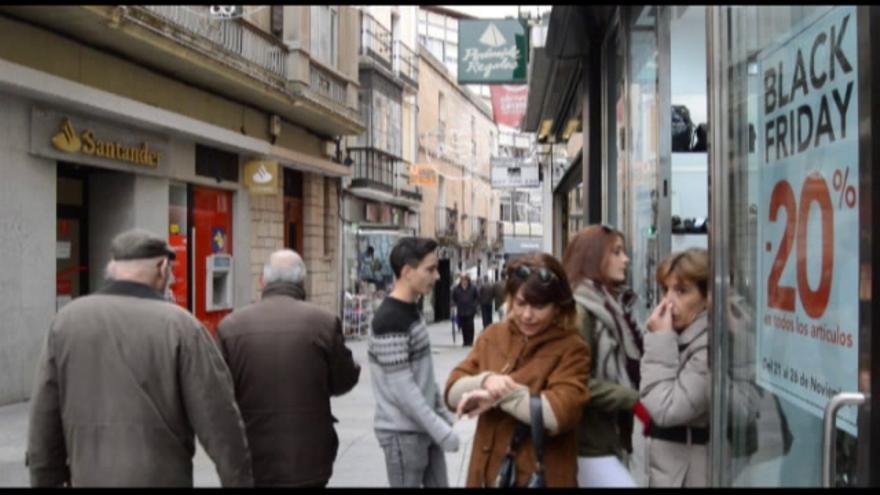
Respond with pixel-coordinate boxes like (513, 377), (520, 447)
(110, 228), (176, 261)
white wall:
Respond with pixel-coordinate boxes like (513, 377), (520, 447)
(0, 92), (56, 405)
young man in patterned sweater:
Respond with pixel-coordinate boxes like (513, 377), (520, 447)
(368, 237), (460, 487)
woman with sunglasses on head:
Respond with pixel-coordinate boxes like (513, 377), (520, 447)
(639, 248), (710, 487)
(562, 224), (646, 487)
(443, 253), (590, 487)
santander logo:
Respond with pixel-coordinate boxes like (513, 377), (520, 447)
(252, 164), (273, 184)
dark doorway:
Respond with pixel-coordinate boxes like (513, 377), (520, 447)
(284, 168), (304, 255)
(433, 257), (452, 321)
(56, 162), (90, 310)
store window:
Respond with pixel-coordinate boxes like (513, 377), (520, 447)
(711, 6), (861, 487)
(669, 6), (708, 253)
(626, 6), (660, 321)
(603, 24), (624, 227)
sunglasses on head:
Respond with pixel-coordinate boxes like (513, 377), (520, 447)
(512, 265), (558, 285)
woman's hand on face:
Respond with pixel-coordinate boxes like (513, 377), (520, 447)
(456, 389), (495, 418)
(646, 300), (674, 332)
(482, 374), (519, 400)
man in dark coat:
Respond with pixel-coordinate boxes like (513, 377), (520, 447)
(478, 275), (495, 329)
(493, 273), (507, 320)
(451, 273), (479, 346)
(27, 229), (252, 487)
(217, 249), (361, 487)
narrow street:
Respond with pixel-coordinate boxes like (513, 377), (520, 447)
(0, 317), (488, 487)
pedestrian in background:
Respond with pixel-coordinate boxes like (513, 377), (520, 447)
(445, 253), (590, 487)
(639, 248), (710, 487)
(27, 229), (252, 487)
(493, 272), (507, 320)
(217, 249), (360, 487)
(562, 225), (644, 487)
(368, 237), (460, 487)
(478, 275), (495, 329)
(452, 273), (479, 346)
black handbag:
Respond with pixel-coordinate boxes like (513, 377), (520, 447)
(493, 395), (547, 488)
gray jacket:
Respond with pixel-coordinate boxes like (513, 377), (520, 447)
(27, 280), (253, 487)
(638, 312), (710, 487)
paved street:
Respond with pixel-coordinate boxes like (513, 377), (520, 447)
(0, 315), (490, 487)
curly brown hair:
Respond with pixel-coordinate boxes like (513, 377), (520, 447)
(504, 252), (577, 332)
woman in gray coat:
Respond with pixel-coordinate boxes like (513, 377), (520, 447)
(639, 248), (710, 487)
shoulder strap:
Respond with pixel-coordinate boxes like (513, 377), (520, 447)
(529, 395), (545, 470)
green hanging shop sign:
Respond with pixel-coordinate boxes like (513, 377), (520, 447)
(458, 19), (529, 84)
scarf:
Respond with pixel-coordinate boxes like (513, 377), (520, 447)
(572, 279), (644, 387)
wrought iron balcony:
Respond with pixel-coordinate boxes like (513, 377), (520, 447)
(349, 147), (396, 193)
(360, 11), (392, 69)
(435, 207), (458, 241)
(493, 221), (504, 250)
(468, 216), (488, 247)
(143, 6), (286, 77)
(396, 170), (423, 203)
(310, 63), (348, 107)
(393, 40), (419, 88)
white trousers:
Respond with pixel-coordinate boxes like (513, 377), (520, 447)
(577, 455), (637, 488)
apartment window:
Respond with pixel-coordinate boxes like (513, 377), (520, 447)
(370, 90), (402, 157)
(427, 11), (445, 27)
(424, 37), (444, 62)
(471, 116), (477, 163)
(438, 92), (447, 142)
(310, 6), (338, 67)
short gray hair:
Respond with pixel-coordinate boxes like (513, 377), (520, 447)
(263, 249), (307, 285)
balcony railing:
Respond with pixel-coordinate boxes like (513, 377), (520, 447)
(396, 170), (423, 202)
(349, 147), (395, 192)
(494, 220), (504, 249)
(310, 63), (348, 106)
(393, 40), (419, 87)
(143, 6), (286, 77)
(435, 207), (458, 240)
(465, 216), (487, 246)
(360, 11), (392, 68)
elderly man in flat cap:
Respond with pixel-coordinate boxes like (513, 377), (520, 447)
(27, 228), (253, 487)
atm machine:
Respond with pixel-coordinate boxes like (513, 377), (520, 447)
(192, 186), (234, 333)
(206, 253), (234, 311)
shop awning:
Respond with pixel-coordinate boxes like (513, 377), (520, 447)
(522, 6), (615, 144)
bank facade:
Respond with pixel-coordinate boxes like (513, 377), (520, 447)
(0, 6), (363, 405)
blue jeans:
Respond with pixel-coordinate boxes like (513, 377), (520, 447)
(375, 430), (448, 487)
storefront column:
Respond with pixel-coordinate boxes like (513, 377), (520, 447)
(0, 92), (55, 405)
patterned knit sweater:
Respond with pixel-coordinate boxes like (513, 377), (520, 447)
(368, 297), (455, 442)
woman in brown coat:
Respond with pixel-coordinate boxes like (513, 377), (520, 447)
(444, 253), (590, 487)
